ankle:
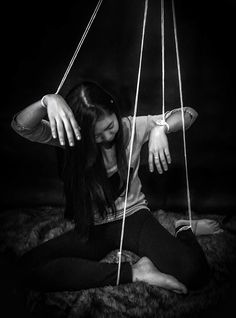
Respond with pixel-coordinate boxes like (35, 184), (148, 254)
(175, 219), (189, 228)
(175, 224), (192, 237)
(132, 263), (139, 282)
(132, 256), (148, 282)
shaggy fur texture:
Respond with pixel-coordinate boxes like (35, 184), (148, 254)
(0, 207), (235, 318)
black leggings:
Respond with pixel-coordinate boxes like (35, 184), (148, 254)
(18, 210), (210, 291)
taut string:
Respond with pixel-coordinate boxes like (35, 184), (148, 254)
(116, 0), (149, 286)
(161, 0), (165, 121)
(55, 0), (104, 94)
(160, 0), (192, 227)
(171, 0), (192, 227)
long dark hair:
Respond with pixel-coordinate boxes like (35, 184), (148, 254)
(62, 81), (128, 240)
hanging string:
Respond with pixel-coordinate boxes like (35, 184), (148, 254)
(161, 0), (165, 121)
(116, 0), (149, 286)
(55, 0), (104, 94)
(171, 0), (192, 227)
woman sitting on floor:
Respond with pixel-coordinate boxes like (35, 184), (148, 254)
(11, 81), (221, 294)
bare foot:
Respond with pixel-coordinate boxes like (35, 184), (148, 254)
(175, 219), (223, 236)
(132, 257), (187, 294)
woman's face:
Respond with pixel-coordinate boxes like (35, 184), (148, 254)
(94, 113), (119, 147)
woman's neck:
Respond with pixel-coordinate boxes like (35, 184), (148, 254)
(101, 144), (117, 169)
(101, 143), (115, 155)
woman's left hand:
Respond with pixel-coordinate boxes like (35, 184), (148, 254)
(148, 126), (171, 174)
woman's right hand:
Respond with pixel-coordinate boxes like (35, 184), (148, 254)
(43, 94), (81, 146)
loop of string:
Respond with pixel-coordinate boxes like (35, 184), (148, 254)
(116, 0), (149, 286)
(171, 0), (192, 227)
(55, 0), (104, 95)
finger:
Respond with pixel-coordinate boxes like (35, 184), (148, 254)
(62, 117), (75, 147)
(148, 152), (154, 172)
(159, 150), (168, 171)
(69, 115), (81, 140)
(164, 148), (171, 164)
(49, 117), (57, 139)
(56, 118), (65, 146)
(154, 153), (163, 174)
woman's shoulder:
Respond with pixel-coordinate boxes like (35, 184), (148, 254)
(121, 117), (131, 148)
(121, 115), (150, 148)
(121, 116), (132, 127)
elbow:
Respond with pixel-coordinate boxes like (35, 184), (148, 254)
(185, 107), (198, 119)
(10, 113), (29, 135)
(184, 107), (198, 129)
(189, 107), (198, 119)
(11, 115), (18, 132)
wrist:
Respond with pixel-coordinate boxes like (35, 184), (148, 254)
(151, 125), (167, 137)
(155, 119), (169, 133)
(40, 95), (48, 109)
(40, 94), (59, 109)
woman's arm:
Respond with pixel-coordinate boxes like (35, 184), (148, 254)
(12, 94), (81, 146)
(16, 99), (47, 129)
(165, 107), (198, 133)
(148, 107), (198, 174)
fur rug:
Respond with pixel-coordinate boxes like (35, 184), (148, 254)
(0, 206), (235, 318)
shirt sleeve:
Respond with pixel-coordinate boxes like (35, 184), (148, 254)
(11, 113), (62, 147)
(133, 107), (189, 145)
(126, 109), (174, 146)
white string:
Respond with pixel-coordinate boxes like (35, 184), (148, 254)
(55, 0), (104, 94)
(116, 0), (149, 286)
(161, 0), (165, 121)
(171, 0), (192, 227)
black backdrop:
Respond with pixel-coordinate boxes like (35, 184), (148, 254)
(2, 0), (236, 214)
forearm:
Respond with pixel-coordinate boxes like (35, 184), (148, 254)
(165, 107), (198, 133)
(13, 94), (80, 146)
(16, 99), (47, 129)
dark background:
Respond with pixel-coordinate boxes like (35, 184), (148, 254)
(2, 0), (236, 215)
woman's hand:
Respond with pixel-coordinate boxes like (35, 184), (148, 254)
(44, 94), (81, 146)
(148, 126), (171, 174)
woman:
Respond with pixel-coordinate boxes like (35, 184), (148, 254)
(11, 81), (215, 294)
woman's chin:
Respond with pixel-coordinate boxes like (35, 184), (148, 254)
(102, 140), (115, 149)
